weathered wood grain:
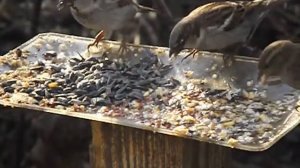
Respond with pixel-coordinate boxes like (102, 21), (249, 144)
(90, 121), (231, 168)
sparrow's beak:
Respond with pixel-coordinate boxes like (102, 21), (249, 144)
(257, 73), (268, 86)
(257, 72), (282, 86)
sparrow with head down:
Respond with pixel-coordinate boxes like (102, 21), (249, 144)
(258, 40), (300, 89)
(57, 0), (155, 54)
(168, 0), (289, 65)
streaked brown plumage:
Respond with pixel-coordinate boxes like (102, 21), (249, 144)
(57, 0), (155, 53)
(169, 0), (289, 63)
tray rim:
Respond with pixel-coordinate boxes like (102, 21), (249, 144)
(11, 32), (260, 62)
(1, 100), (299, 152)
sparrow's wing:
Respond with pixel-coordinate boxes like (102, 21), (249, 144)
(221, 1), (265, 31)
(229, 1), (269, 41)
(188, 1), (266, 32)
(188, 2), (237, 31)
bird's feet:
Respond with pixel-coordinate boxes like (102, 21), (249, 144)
(87, 30), (105, 51)
(118, 40), (130, 56)
(181, 48), (200, 62)
(222, 53), (235, 67)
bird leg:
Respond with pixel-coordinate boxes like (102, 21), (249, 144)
(87, 30), (105, 50)
(118, 40), (130, 56)
(181, 48), (200, 62)
(222, 53), (235, 67)
(221, 43), (246, 67)
(222, 42), (260, 67)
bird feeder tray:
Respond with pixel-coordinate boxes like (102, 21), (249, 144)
(0, 33), (299, 152)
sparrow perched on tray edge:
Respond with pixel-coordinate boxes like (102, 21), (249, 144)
(57, 0), (156, 54)
(168, 0), (289, 64)
(258, 40), (300, 89)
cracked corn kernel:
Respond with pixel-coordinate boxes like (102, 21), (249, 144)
(173, 126), (189, 136)
(48, 82), (59, 89)
(184, 71), (194, 78)
(10, 60), (22, 69)
(227, 138), (238, 147)
(222, 120), (235, 128)
(185, 107), (195, 115)
(98, 106), (109, 113)
(181, 115), (196, 124)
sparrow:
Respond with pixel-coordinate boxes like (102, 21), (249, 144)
(57, 0), (155, 54)
(258, 40), (300, 89)
(168, 0), (289, 64)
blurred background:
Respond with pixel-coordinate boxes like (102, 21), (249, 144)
(1, 0), (300, 167)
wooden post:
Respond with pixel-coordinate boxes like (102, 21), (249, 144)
(89, 121), (231, 168)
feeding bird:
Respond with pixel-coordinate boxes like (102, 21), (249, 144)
(258, 40), (300, 89)
(168, 0), (289, 65)
(57, 0), (156, 54)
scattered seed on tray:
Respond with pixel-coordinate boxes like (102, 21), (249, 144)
(0, 49), (299, 147)
(1, 51), (179, 107)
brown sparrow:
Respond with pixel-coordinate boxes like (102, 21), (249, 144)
(258, 40), (300, 89)
(168, 0), (288, 64)
(57, 0), (155, 54)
